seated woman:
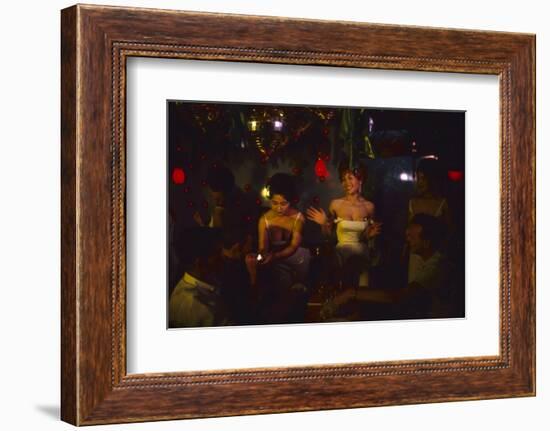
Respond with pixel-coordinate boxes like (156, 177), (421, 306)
(306, 165), (381, 288)
(249, 173), (311, 323)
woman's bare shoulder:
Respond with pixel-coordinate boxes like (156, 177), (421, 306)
(287, 207), (300, 217)
(362, 199), (375, 212)
(261, 209), (274, 221)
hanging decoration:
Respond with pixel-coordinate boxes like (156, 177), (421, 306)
(448, 170), (464, 182)
(171, 167), (186, 185)
(182, 103), (341, 165)
(187, 103), (232, 150)
(245, 107), (290, 160)
(308, 107), (336, 124)
(339, 108), (376, 166)
(314, 157), (329, 180)
(189, 104), (223, 133)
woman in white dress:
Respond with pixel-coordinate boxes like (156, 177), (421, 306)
(306, 166), (381, 287)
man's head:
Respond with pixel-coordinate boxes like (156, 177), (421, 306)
(181, 228), (224, 281)
(406, 213), (443, 255)
(206, 164), (235, 207)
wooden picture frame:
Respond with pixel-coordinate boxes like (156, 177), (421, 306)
(61, 4), (535, 425)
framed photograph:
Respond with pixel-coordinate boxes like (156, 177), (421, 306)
(61, 4), (535, 425)
(165, 100), (465, 329)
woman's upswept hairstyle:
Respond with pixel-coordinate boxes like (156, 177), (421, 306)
(267, 173), (299, 203)
(338, 162), (367, 182)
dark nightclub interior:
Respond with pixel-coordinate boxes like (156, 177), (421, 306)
(167, 101), (465, 328)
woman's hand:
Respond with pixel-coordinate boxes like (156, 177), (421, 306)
(193, 211), (205, 226)
(364, 221), (382, 239)
(245, 253), (258, 269)
(306, 207), (328, 226)
(258, 251), (274, 266)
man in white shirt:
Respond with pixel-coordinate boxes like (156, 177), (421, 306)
(402, 214), (448, 317)
(406, 214), (445, 290)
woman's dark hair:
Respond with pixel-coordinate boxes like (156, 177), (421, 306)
(416, 158), (444, 186)
(267, 173), (299, 203)
(415, 158), (447, 197)
(338, 162), (367, 182)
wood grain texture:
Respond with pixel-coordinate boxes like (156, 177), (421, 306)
(60, 4), (536, 425)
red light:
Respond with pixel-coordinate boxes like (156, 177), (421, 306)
(314, 158), (328, 179)
(172, 168), (185, 185)
(448, 170), (464, 182)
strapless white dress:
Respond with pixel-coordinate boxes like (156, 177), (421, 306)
(334, 218), (372, 287)
(335, 219), (368, 256)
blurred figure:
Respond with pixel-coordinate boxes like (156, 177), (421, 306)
(408, 158), (452, 228)
(406, 158), (453, 292)
(169, 228), (226, 328)
(405, 214), (447, 292)
(194, 163), (258, 238)
(193, 163), (236, 228)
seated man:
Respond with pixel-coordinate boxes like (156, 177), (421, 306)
(331, 213), (448, 320)
(400, 213), (448, 318)
(169, 228), (226, 328)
